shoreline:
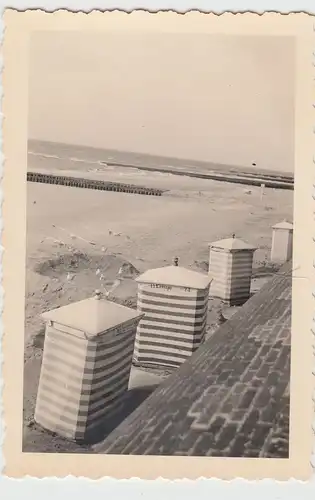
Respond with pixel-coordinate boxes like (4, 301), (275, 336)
(28, 139), (294, 184)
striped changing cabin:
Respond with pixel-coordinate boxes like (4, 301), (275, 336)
(34, 292), (143, 441)
(208, 236), (256, 306)
(133, 265), (211, 368)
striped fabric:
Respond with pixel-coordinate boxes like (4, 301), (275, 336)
(133, 283), (210, 368)
(35, 316), (142, 441)
(209, 247), (254, 305)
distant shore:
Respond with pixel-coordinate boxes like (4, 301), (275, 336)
(28, 139), (294, 179)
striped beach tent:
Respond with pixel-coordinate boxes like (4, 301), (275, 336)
(133, 263), (211, 368)
(208, 236), (256, 306)
(35, 291), (143, 442)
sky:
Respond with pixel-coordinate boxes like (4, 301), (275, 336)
(28, 32), (295, 172)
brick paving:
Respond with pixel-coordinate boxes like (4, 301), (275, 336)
(94, 262), (292, 457)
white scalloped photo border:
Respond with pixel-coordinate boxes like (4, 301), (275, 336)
(0, 6), (314, 488)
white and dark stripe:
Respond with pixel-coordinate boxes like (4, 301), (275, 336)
(35, 317), (141, 441)
(209, 249), (254, 305)
(134, 283), (209, 368)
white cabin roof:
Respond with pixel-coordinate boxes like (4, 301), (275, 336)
(136, 265), (211, 290)
(209, 237), (256, 252)
(42, 296), (143, 337)
(272, 220), (293, 231)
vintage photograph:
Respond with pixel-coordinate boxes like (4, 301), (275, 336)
(2, 10), (314, 480)
(23, 29), (294, 458)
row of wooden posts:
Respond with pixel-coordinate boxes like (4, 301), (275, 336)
(34, 220), (293, 442)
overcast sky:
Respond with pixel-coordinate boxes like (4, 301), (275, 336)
(28, 32), (295, 172)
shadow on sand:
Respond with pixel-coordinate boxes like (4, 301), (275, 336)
(85, 385), (158, 447)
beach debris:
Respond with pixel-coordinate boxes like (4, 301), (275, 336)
(218, 312), (227, 325)
(244, 189), (252, 195)
(26, 419), (36, 429)
(41, 236), (66, 247)
(103, 279), (121, 298)
(42, 283), (48, 292)
(117, 262), (139, 278)
(66, 272), (74, 281)
(134, 256), (145, 262)
(194, 260), (208, 272)
(108, 229), (122, 237)
(52, 224), (97, 246)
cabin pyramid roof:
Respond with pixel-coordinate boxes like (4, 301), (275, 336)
(209, 237), (256, 253)
(272, 220), (293, 231)
(136, 265), (211, 290)
(42, 294), (143, 337)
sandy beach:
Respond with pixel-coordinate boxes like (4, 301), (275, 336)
(23, 150), (293, 453)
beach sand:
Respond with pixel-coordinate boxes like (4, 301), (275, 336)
(23, 155), (293, 453)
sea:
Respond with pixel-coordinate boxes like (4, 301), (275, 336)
(28, 140), (294, 181)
